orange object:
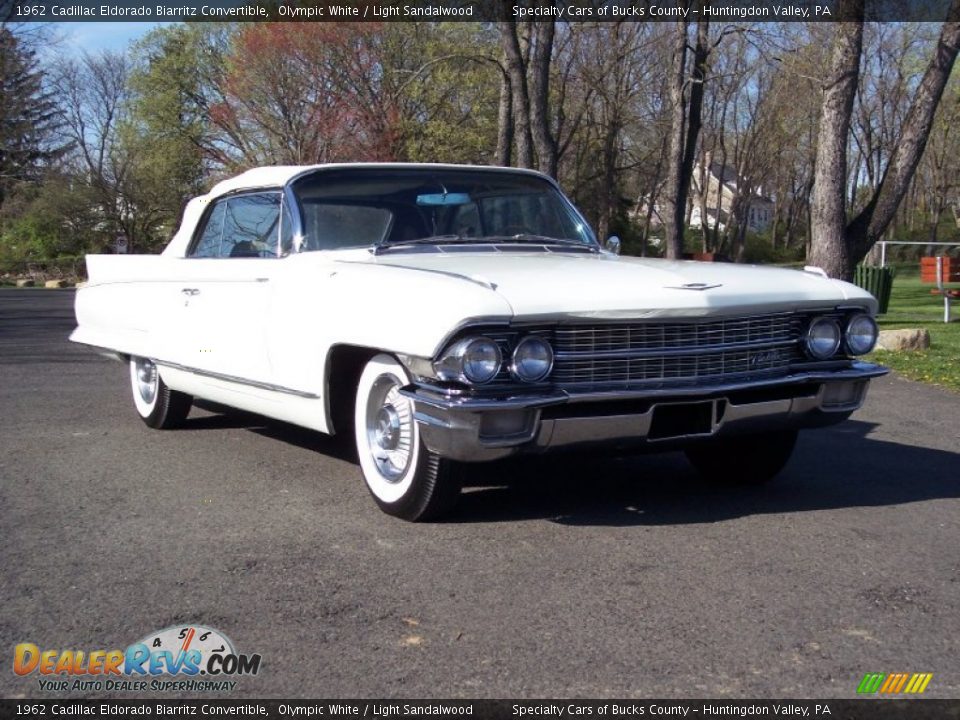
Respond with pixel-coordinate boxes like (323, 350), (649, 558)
(921, 256), (960, 283)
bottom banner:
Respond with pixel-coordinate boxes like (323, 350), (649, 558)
(0, 699), (958, 720)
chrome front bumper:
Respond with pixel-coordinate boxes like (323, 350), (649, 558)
(400, 362), (888, 462)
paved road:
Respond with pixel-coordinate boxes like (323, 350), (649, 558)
(1, 289), (958, 700)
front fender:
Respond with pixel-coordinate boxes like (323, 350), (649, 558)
(266, 256), (515, 397)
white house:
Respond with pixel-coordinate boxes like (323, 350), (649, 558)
(690, 159), (774, 233)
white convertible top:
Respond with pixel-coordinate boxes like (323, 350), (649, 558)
(207, 165), (318, 196)
(207, 162), (543, 197)
(162, 163), (549, 258)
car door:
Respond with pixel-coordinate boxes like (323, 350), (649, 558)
(174, 191), (290, 384)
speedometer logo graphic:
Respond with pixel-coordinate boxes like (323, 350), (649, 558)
(134, 625), (235, 672)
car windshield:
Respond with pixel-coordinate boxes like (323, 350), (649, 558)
(289, 167), (597, 252)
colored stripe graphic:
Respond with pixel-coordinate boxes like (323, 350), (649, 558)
(904, 673), (933, 694)
(880, 674), (899, 693)
(858, 673), (886, 694)
(859, 672), (933, 694)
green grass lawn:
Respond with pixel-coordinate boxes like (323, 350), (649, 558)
(869, 266), (960, 392)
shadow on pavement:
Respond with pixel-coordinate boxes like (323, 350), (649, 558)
(184, 404), (960, 526)
(446, 420), (960, 525)
(187, 400), (356, 462)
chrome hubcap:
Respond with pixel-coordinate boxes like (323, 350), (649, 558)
(135, 358), (158, 404)
(375, 405), (402, 451)
(366, 378), (413, 482)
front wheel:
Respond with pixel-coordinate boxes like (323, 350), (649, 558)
(354, 354), (461, 521)
(685, 430), (798, 486)
(129, 356), (192, 429)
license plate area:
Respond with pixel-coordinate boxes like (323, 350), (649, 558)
(648, 400), (720, 441)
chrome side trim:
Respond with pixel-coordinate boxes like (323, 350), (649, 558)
(335, 259), (500, 290)
(155, 360), (321, 399)
(282, 183), (305, 255)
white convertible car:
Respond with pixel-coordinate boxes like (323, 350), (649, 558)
(72, 164), (886, 520)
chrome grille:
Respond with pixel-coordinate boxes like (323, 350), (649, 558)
(551, 313), (807, 388)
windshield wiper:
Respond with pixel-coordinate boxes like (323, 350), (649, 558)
(373, 234), (473, 254)
(373, 233), (598, 254)
(482, 233), (599, 250)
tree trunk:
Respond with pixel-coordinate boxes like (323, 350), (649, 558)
(846, 5), (960, 262)
(929, 203), (945, 243)
(641, 139), (667, 257)
(682, 16), (709, 221)
(498, 21), (533, 168)
(495, 67), (513, 166)
(598, 120), (619, 242)
(528, 20), (558, 178)
(811, 0), (960, 279)
(809, 5), (863, 279)
(661, 20), (689, 259)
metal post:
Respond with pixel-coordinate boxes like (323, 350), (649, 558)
(880, 241), (887, 268)
(937, 256), (950, 323)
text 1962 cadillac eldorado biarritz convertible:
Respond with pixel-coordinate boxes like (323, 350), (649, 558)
(71, 163), (887, 521)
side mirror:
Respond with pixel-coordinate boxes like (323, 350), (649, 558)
(605, 235), (621, 255)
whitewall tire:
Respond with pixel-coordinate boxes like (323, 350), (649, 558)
(354, 354), (461, 521)
(129, 356), (192, 429)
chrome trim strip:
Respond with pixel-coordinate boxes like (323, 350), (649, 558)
(155, 360), (321, 399)
(336, 259), (499, 290)
(551, 310), (800, 325)
(282, 184), (305, 254)
(400, 362), (888, 411)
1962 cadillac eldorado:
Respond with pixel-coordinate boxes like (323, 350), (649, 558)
(71, 163), (887, 520)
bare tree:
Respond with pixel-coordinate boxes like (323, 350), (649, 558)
(810, 0), (960, 279)
(53, 52), (157, 250)
(497, 18), (558, 176)
(661, 11), (711, 260)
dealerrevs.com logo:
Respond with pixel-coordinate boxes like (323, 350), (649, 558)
(13, 625), (262, 693)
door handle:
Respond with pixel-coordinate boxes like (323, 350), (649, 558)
(181, 288), (200, 296)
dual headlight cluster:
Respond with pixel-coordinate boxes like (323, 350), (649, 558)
(434, 335), (553, 385)
(805, 313), (878, 359)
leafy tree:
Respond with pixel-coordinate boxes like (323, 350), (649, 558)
(125, 25), (208, 240)
(204, 23), (401, 167)
(0, 173), (101, 260)
(385, 23), (501, 165)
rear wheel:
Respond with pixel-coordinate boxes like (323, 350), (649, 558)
(685, 430), (798, 486)
(354, 354), (461, 521)
(129, 356), (192, 429)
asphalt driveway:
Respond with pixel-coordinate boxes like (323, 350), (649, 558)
(1, 289), (958, 699)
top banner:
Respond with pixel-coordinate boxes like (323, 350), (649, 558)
(2, 0), (957, 23)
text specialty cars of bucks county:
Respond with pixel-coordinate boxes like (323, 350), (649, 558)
(71, 163), (887, 521)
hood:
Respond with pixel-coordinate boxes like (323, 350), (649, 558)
(364, 250), (875, 319)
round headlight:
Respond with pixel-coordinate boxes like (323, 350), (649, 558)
(804, 317), (842, 360)
(460, 337), (502, 384)
(434, 336), (502, 384)
(845, 314), (878, 355)
(510, 336), (554, 382)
